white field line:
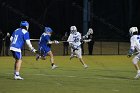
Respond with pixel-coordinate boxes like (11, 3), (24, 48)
(5, 73), (133, 81)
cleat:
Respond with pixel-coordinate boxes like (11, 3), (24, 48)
(36, 54), (41, 61)
(84, 64), (88, 69)
(52, 65), (58, 70)
(70, 55), (74, 60)
(14, 75), (24, 80)
(134, 73), (140, 79)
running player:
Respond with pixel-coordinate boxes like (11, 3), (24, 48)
(128, 27), (140, 79)
(67, 26), (88, 68)
(36, 27), (59, 69)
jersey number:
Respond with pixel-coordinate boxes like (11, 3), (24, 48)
(73, 37), (80, 43)
(12, 35), (18, 44)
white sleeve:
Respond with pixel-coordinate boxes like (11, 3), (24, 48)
(26, 40), (34, 50)
(67, 34), (73, 43)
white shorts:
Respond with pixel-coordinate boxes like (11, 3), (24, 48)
(71, 48), (82, 58)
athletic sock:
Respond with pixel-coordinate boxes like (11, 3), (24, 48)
(15, 72), (19, 76)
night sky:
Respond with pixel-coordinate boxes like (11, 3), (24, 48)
(0, 0), (140, 41)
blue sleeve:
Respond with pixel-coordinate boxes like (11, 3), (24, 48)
(24, 32), (30, 40)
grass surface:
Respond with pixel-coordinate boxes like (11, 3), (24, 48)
(0, 55), (140, 93)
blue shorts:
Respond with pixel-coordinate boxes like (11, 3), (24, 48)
(39, 46), (51, 57)
(11, 51), (22, 60)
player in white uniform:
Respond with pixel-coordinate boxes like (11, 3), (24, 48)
(10, 21), (37, 80)
(127, 27), (140, 79)
(67, 26), (88, 68)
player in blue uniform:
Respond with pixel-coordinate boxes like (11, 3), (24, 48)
(36, 27), (59, 69)
(10, 21), (37, 80)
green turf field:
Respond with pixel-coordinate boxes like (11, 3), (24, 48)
(0, 55), (140, 93)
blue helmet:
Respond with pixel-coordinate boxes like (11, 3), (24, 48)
(20, 21), (29, 27)
(44, 27), (53, 33)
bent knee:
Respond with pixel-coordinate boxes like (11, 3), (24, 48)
(133, 57), (139, 64)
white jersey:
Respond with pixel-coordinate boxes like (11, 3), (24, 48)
(130, 35), (140, 52)
(67, 32), (81, 47)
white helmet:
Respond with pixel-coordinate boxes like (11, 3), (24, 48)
(129, 27), (138, 36)
(70, 26), (77, 34)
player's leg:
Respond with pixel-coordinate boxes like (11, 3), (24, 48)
(47, 51), (58, 69)
(70, 48), (77, 60)
(12, 51), (23, 80)
(133, 54), (140, 79)
(36, 47), (46, 61)
(36, 54), (41, 61)
(70, 48), (74, 60)
(14, 59), (23, 79)
(36, 47), (42, 61)
(79, 58), (88, 68)
(76, 48), (88, 68)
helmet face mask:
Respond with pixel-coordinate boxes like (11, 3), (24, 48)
(70, 26), (77, 34)
(129, 27), (138, 36)
(20, 21), (29, 30)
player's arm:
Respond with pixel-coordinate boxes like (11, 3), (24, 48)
(127, 38), (135, 57)
(44, 35), (59, 44)
(67, 34), (73, 42)
(67, 34), (73, 46)
(67, 34), (77, 50)
(127, 49), (134, 57)
(26, 40), (36, 52)
(47, 40), (59, 44)
(24, 32), (37, 53)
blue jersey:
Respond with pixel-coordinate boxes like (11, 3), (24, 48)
(38, 33), (51, 55)
(10, 28), (30, 52)
(39, 33), (50, 48)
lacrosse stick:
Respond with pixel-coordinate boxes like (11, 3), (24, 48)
(127, 52), (139, 58)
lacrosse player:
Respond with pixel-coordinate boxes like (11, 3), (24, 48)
(10, 21), (37, 80)
(36, 27), (59, 69)
(127, 27), (140, 79)
(67, 26), (88, 68)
